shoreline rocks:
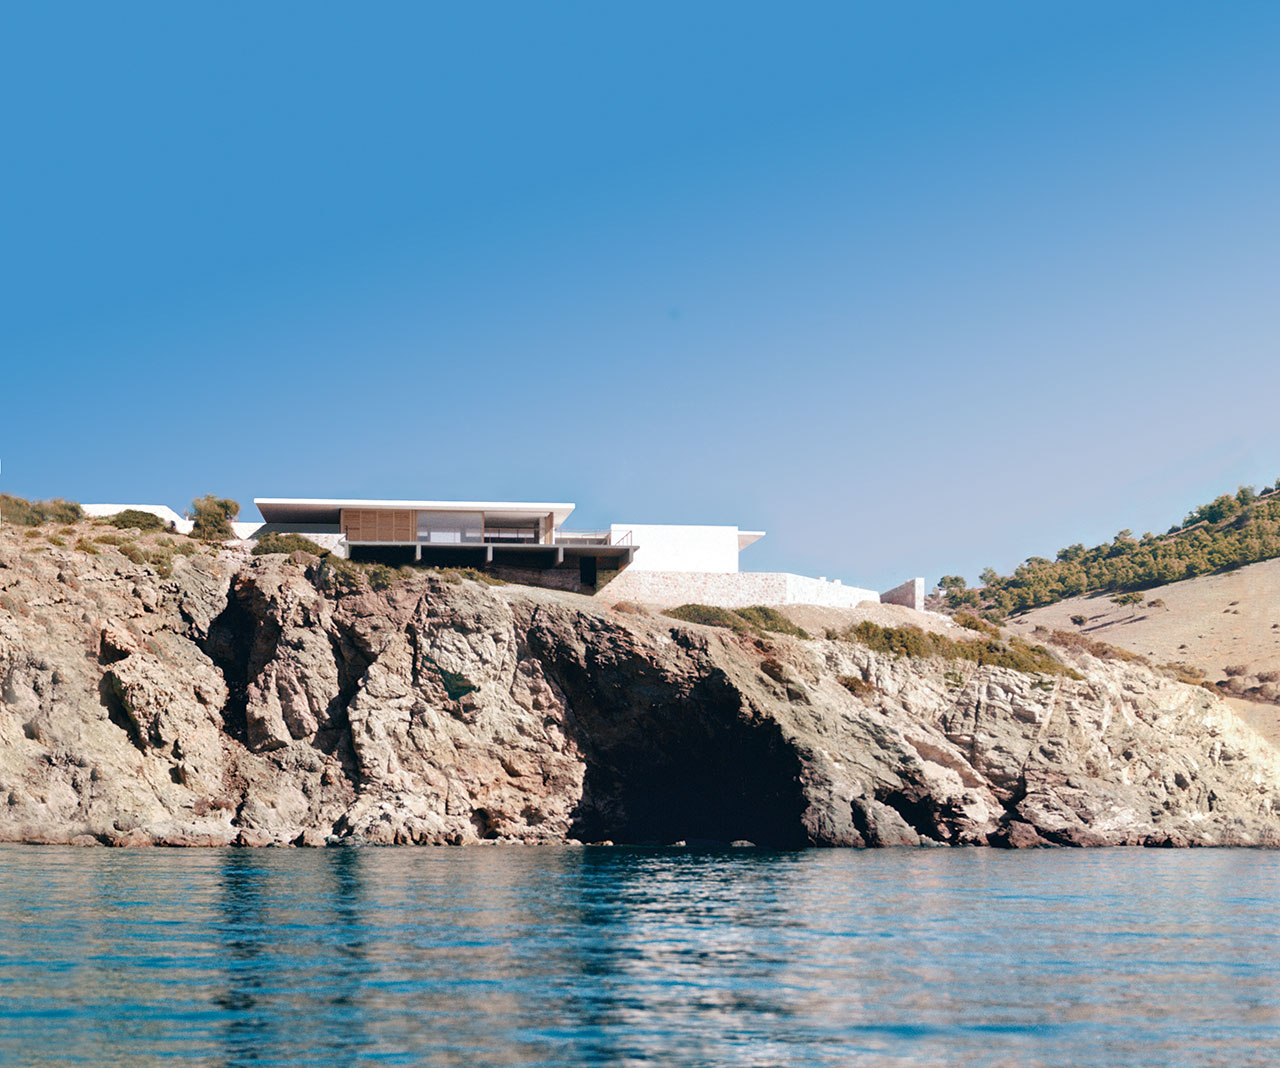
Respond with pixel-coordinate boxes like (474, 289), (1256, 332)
(2, 538), (1279, 849)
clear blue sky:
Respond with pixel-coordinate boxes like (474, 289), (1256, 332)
(4, 3), (1279, 590)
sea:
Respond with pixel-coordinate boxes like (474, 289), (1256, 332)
(0, 844), (1277, 1067)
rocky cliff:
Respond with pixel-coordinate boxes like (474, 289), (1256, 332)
(2, 533), (1279, 848)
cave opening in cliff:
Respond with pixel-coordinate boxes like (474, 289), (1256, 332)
(563, 680), (811, 848)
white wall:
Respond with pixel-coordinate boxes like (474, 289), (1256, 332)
(597, 569), (881, 609)
(612, 524), (743, 573)
(82, 504), (193, 535)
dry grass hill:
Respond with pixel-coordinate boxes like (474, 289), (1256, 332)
(1006, 556), (1280, 741)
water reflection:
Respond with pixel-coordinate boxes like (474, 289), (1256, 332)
(1, 845), (1280, 1066)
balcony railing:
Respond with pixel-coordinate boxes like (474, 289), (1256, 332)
(553, 529), (632, 546)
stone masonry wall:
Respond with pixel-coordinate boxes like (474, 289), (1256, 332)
(596, 570), (881, 609)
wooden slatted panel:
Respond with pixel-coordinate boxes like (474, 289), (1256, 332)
(341, 508), (416, 543)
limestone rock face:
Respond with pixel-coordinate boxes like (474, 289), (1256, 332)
(1, 533), (1279, 848)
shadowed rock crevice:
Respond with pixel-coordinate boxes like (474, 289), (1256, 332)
(199, 593), (256, 743)
(98, 674), (145, 753)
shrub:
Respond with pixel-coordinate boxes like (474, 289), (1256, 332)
(734, 605), (811, 639)
(317, 556), (363, 592)
(611, 601), (648, 615)
(837, 674), (877, 698)
(0, 494), (83, 527)
(1161, 662), (1206, 686)
(1070, 614), (1088, 626)
(107, 509), (167, 532)
(1111, 592), (1144, 607)
(75, 538), (99, 555)
(664, 604), (754, 633)
(191, 495), (239, 542)
(1223, 664), (1249, 677)
(841, 620), (1080, 678)
(953, 612), (1000, 638)
(450, 567), (506, 586)
(1146, 598), (1166, 609)
(120, 544), (147, 566)
(251, 532), (326, 557)
(664, 603), (812, 638)
(1045, 630), (1149, 665)
(1257, 670), (1280, 684)
(366, 564), (396, 591)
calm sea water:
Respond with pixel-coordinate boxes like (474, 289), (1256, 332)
(1, 845), (1278, 1067)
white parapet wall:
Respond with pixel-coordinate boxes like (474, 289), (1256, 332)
(82, 504), (194, 535)
(597, 569), (881, 610)
(611, 524), (745, 573)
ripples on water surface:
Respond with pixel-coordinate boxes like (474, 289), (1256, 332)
(1, 846), (1279, 1066)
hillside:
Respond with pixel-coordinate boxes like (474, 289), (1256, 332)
(948, 482), (1280, 618)
(3, 518), (1280, 848)
(1006, 556), (1280, 739)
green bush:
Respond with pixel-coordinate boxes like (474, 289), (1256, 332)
(0, 494), (83, 527)
(366, 564), (396, 591)
(952, 612), (1000, 638)
(251, 531), (326, 557)
(107, 509), (167, 532)
(842, 620), (1080, 679)
(191, 495), (239, 542)
(734, 605), (811, 639)
(664, 603), (810, 638)
(1070, 614), (1088, 626)
(664, 604), (754, 633)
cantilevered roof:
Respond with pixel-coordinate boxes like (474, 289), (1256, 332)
(738, 530), (766, 552)
(255, 498), (576, 526)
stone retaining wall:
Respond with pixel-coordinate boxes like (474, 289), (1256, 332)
(595, 570), (881, 609)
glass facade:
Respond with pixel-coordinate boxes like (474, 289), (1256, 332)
(416, 511), (484, 544)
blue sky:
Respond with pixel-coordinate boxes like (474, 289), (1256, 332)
(3, 3), (1279, 590)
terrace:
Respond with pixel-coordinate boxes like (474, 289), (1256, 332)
(253, 498), (637, 582)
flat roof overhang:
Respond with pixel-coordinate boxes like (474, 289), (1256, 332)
(255, 497), (576, 527)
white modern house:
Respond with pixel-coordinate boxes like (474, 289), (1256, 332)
(83, 497), (922, 610)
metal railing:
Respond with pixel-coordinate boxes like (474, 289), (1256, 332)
(552, 529), (632, 546)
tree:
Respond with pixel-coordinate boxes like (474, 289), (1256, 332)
(979, 567), (999, 588)
(191, 495), (239, 541)
(938, 575), (967, 593)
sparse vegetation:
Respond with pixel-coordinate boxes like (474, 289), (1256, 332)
(1043, 629), (1149, 665)
(190, 495), (239, 542)
(664, 603), (811, 638)
(366, 564), (396, 591)
(0, 494), (82, 527)
(106, 509), (167, 533)
(251, 532), (327, 557)
(953, 612), (1000, 638)
(449, 567), (506, 586)
(316, 556), (364, 591)
(840, 620), (1080, 679)
(733, 605), (811, 639)
(664, 604), (754, 633)
(837, 674), (878, 698)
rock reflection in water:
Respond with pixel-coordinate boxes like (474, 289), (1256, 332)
(1, 846), (1279, 1066)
